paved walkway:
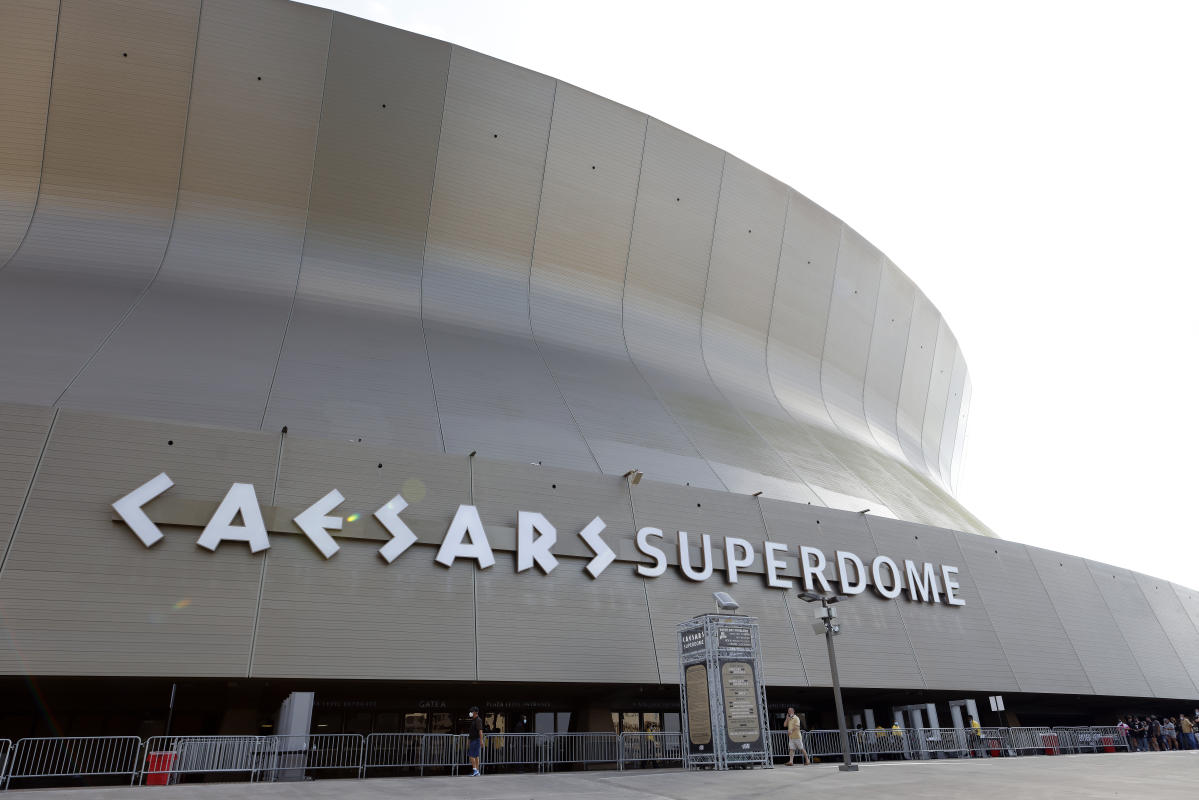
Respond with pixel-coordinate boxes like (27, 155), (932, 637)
(10, 752), (1198, 799)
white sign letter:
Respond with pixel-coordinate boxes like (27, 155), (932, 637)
(375, 494), (417, 563)
(724, 537), (755, 584)
(678, 532), (713, 581)
(905, 560), (942, 604)
(579, 517), (615, 579)
(435, 504), (495, 569)
(800, 545), (832, 593)
(871, 555), (903, 599)
(113, 472), (173, 547)
(197, 483), (270, 553)
(764, 541), (793, 589)
(942, 565), (965, 606)
(836, 550), (866, 595)
(293, 489), (343, 559)
(636, 527), (668, 577)
(517, 511), (559, 574)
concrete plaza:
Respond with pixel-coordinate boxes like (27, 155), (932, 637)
(9, 752), (1198, 799)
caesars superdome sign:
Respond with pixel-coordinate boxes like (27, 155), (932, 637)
(112, 474), (966, 607)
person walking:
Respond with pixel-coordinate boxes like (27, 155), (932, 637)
(968, 715), (983, 757)
(467, 706), (485, 776)
(784, 708), (810, 766)
(1180, 714), (1196, 750)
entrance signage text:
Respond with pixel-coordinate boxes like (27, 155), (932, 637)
(113, 474), (965, 606)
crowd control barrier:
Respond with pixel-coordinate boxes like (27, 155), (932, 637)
(4, 736), (141, 789)
(0, 725), (1134, 788)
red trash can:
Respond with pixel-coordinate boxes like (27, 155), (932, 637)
(988, 738), (1000, 757)
(1101, 736), (1114, 753)
(1042, 733), (1059, 755)
(145, 752), (177, 786)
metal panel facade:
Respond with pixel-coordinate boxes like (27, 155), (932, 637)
(261, 15), (449, 451)
(1, 0), (1190, 707)
(0, 410), (273, 676)
(0, 0), (200, 405)
(0, 0), (58, 266)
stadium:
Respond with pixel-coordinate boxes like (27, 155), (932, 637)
(1, 0), (1197, 755)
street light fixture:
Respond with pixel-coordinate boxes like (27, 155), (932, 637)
(798, 590), (858, 772)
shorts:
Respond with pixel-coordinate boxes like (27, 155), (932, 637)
(788, 736), (804, 752)
(468, 740), (482, 758)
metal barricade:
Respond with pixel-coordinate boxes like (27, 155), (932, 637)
(540, 733), (621, 771)
(1054, 726), (1128, 754)
(619, 732), (682, 769)
(1007, 726), (1057, 755)
(141, 735), (275, 784)
(3, 736), (142, 789)
(364, 733), (459, 776)
(912, 727), (970, 759)
(480, 733), (544, 772)
(0, 739), (11, 787)
(264, 734), (365, 781)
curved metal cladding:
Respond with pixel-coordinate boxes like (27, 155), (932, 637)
(5, 0), (1199, 706)
(0, 1), (985, 532)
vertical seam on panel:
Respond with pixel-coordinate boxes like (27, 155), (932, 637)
(815, 226), (847, 433)
(856, 255), (889, 456)
(1133, 573), (1197, 696)
(892, 290), (919, 476)
(945, 529), (1021, 691)
(1167, 583), (1199, 691)
(0, 0), (62, 274)
(247, 430), (286, 677)
(755, 496), (810, 685)
(618, 119), (726, 491)
(1081, 561), (1154, 695)
(470, 454), (478, 680)
(1020, 545), (1097, 694)
(761, 194), (874, 508)
(695, 157), (822, 502)
(624, 484), (662, 684)
(258, 11), (334, 430)
(914, 321), (945, 479)
(0, 407), (59, 577)
(524, 80), (603, 473)
(860, 515), (927, 689)
(417, 45), (453, 455)
(51, 0), (206, 407)
(937, 352), (964, 490)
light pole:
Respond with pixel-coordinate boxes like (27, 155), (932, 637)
(798, 590), (858, 772)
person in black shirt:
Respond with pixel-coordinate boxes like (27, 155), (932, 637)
(467, 706), (485, 776)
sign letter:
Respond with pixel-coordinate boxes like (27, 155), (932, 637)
(579, 517), (615, 579)
(517, 511), (559, 574)
(942, 565), (965, 606)
(871, 555), (903, 599)
(678, 532), (713, 581)
(905, 559), (942, 603)
(836, 550), (867, 595)
(636, 527), (668, 577)
(293, 489), (343, 559)
(724, 537), (755, 584)
(800, 545), (832, 593)
(763, 541), (793, 589)
(375, 494), (417, 563)
(435, 505), (495, 569)
(113, 472), (173, 547)
(197, 483), (270, 553)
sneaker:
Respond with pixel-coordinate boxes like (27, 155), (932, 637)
(472, 769), (481, 776)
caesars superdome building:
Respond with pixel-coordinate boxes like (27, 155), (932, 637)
(1, 0), (1196, 741)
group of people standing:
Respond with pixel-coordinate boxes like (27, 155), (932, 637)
(1121, 713), (1198, 751)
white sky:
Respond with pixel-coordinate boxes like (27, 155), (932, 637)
(305, 0), (1199, 589)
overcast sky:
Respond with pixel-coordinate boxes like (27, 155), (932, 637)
(304, 0), (1199, 589)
